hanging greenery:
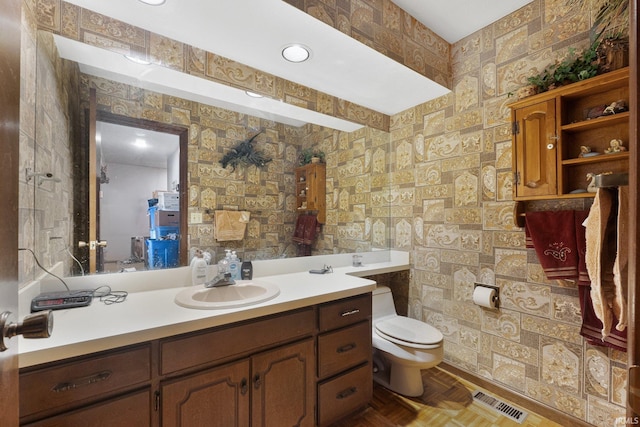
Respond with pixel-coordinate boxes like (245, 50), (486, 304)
(565, 0), (628, 42)
(219, 131), (272, 171)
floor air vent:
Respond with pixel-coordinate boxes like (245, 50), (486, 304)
(472, 390), (528, 424)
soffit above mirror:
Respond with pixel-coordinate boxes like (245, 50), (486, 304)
(61, 0), (451, 118)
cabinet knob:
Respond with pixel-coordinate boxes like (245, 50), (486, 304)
(546, 143), (555, 150)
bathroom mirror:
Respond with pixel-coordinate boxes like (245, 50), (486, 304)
(22, 30), (392, 280)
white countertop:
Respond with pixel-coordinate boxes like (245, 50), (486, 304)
(19, 251), (410, 368)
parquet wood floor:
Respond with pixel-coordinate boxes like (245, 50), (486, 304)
(331, 367), (564, 427)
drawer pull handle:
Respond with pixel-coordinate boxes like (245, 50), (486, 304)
(52, 370), (112, 392)
(240, 378), (248, 395)
(337, 343), (356, 353)
(340, 309), (360, 317)
(253, 373), (261, 389)
(336, 386), (357, 400)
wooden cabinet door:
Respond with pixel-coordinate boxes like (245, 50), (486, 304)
(161, 360), (250, 427)
(251, 338), (315, 427)
(513, 99), (557, 198)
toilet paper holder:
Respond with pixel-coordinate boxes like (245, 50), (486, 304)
(473, 283), (500, 309)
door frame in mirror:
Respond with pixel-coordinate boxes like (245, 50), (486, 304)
(75, 110), (189, 274)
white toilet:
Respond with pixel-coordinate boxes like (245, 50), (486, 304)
(372, 285), (444, 397)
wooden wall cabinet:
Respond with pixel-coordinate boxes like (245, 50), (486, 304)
(511, 67), (629, 201)
(295, 163), (326, 223)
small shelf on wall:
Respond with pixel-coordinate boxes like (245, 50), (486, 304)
(295, 163), (326, 224)
(510, 67), (629, 201)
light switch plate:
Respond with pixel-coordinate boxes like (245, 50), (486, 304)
(190, 212), (203, 224)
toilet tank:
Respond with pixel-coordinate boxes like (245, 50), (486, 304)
(372, 286), (397, 319)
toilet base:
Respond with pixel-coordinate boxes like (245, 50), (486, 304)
(372, 350), (426, 397)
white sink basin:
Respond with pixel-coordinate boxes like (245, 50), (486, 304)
(175, 281), (280, 309)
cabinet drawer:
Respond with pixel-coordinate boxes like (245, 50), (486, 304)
(317, 363), (372, 426)
(23, 389), (151, 427)
(318, 293), (371, 332)
(318, 321), (370, 379)
(161, 307), (314, 375)
(20, 345), (151, 420)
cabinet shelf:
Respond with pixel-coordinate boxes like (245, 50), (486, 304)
(561, 111), (629, 132)
(562, 151), (628, 165)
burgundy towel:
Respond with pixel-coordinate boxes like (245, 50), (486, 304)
(525, 211), (579, 280)
(579, 284), (627, 351)
(293, 214), (318, 246)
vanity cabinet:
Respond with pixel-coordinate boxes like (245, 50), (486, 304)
(159, 308), (316, 427)
(19, 344), (152, 425)
(19, 294), (372, 426)
(316, 293), (372, 426)
(295, 163), (326, 223)
(511, 67), (629, 201)
(161, 339), (315, 427)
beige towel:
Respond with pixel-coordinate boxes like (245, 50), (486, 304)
(613, 186), (628, 331)
(214, 210), (250, 241)
(583, 188), (616, 339)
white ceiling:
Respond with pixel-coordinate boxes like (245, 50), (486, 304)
(60, 0), (533, 130)
(97, 121), (179, 169)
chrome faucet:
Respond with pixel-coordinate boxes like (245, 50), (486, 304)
(205, 272), (236, 288)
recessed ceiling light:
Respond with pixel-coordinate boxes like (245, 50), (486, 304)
(282, 44), (311, 63)
(133, 138), (148, 148)
(138, 0), (166, 5)
(245, 91), (264, 98)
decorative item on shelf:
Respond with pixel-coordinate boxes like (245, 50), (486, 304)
(579, 146), (600, 158)
(298, 147), (325, 165)
(604, 138), (626, 154)
(300, 189), (306, 197)
(596, 36), (629, 73)
(603, 99), (628, 115)
(586, 173), (597, 193)
(219, 131), (273, 171)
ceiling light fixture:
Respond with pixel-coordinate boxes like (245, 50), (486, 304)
(137, 0), (166, 5)
(245, 91), (264, 98)
(281, 44), (311, 63)
(133, 138), (148, 148)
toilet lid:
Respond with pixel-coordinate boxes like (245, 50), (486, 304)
(375, 317), (443, 348)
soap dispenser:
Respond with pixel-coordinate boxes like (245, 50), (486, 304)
(191, 250), (207, 286)
(229, 251), (241, 281)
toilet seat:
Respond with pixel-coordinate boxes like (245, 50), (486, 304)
(375, 317), (443, 350)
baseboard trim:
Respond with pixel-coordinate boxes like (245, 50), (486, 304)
(439, 362), (592, 427)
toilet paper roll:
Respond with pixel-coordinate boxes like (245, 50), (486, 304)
(473, 286), (497, 309)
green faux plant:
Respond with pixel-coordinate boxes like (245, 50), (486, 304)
(299, 147), (325, 165)
(526, 44), (599, 93)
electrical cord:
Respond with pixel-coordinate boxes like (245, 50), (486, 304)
(19, 247), (70, 291)
(92, 285), (128, 305)
(19, 248), (127, 306)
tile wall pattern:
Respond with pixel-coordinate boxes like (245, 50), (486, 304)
(388, 0), (627, 425)
(35, 0), (389, 131)
(19, 0), (80, 282)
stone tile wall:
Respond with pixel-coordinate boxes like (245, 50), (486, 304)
(390, 0), (627, 425)
(19, 0), (80, 282)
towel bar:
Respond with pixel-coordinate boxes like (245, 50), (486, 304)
(594, 172), (628, 188)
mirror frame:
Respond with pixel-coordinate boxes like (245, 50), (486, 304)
(75, 110), (189, 273)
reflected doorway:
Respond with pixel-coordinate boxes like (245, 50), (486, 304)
(97, 121), (181, 272)
(75, 105), (189, 275)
